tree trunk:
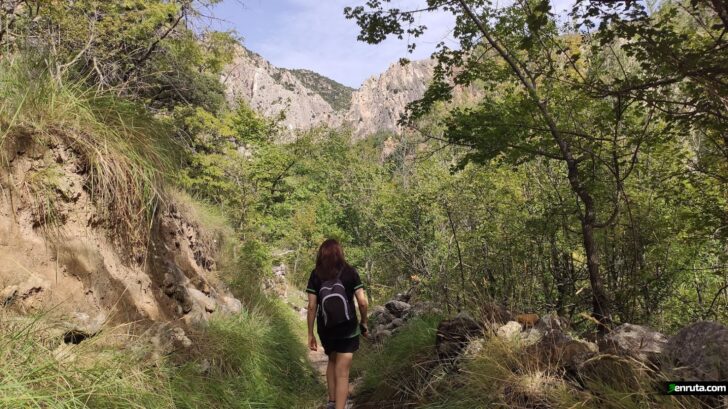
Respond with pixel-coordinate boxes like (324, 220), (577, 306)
(581, 204), (611, 334)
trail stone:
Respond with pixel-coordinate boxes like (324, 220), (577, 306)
(387, 318), (404, 330)
(372, 329), (392, 343)
(666, 321), (728, 381)
(536, 312), (568, 333)
(600, 323), (667, 364)
(497, 321), (523, 341)
(385, 300), (411, 318)
(169, 327), (193, 349)
(436, 312), (484, 361)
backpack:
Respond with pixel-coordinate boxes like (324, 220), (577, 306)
(318, 270), (352, 329)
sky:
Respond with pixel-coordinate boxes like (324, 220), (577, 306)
(208, 1), (574, 89)
(208, 0), (457, 88)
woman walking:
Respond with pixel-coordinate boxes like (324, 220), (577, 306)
(306, 239), (369, 409)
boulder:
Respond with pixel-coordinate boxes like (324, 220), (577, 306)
(385, 300), (411, 318)
(529, 329), (597, 371)
(435, 312), (484, 361)
(578, 354), (641, 390)
(187, 288), (217, 314)
(387, 318), (405, 330)
(372, 328), (392, 343)
(221, 296), (242, 314)
(600, 323), (667, 364)
(497, 321), (523, 341)
(522, 327), (545, 346)
(462, 338), (485, 359)
(503, 372), (566, 409)
(535, 312), (568, 333)
(666, 321), (728, 381)
(370, 306), (395, 325)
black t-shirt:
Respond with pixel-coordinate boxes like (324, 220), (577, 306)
(306, 265), (364, 340)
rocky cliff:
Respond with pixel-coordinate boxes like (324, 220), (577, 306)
(222, 46), (438, 139)
(346, 58), (436, 138)
(222, 47), (343, 136)
(0, 133), (241, 343)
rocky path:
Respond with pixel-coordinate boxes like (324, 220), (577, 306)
(271, 264), (357, 408)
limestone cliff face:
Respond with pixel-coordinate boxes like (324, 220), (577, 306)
(223, 46), (439, 139)
(222, 47), (343, 135)
(346, 59), (436, 138)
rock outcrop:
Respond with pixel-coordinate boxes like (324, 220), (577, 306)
(346, 59), (436, 138)
(222, 46), (344, 137)
(0, 134), (241, 345)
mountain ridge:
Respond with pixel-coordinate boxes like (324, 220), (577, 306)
(222, 45), (437, 139)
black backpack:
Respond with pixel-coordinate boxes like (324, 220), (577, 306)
(318, 270), (352, 329)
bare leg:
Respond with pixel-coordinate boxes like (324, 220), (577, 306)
(327, 352), (337, 402)
(334, 352), (353, 409)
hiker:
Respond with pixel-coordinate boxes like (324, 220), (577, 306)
(307, 239), (369, 409)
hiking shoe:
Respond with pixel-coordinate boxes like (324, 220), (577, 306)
(325, 401), (336, 409)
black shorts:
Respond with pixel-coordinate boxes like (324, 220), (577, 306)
(320, 335), (360, 356)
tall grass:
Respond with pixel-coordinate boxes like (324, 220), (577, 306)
(173, 304), (323, 408)
(354, 318), (710, 409)
(0, 55), (176, 247)
(0, 312), (173, 408)
(352, 314), (443, 408)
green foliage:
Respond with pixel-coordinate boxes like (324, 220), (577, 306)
(2, 0), (237, 112)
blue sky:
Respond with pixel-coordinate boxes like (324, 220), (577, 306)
(208, 1), (573, 89)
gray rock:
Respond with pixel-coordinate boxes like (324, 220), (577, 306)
(529, 329), (597, 371)
(221, 296), (242, 314)
(392, 291), (412, 303)
(169, 327), (193, 349)
(522, 327), (544, 346)
(385, 300), (411, 318)
(600, 323), (667, 364)
(536, 312), (568, 333)
(187, 288), (216, 314)
(372, 329), (392, 343)
(497, 321), (523, 341)
(666, 321), (728, 381)
(386, 318), (405, 330)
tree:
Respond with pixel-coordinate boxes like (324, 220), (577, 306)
(344, 0), (696, 332)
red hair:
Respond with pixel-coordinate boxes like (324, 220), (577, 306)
(315, 239), (348, 280)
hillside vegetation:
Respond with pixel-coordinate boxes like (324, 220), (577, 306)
(288, 68), (355, 112)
